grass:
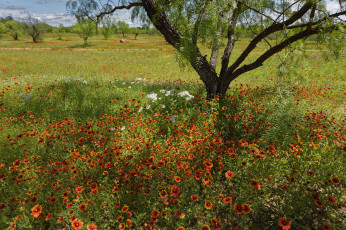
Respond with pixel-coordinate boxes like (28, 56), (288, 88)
(0, 33), (345, 230)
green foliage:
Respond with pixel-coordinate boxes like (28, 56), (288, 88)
(0, 22), (6, 38)
(4, 20), (24, 40)
(100, 17), (114, 40)
(116, 21), (130, 37)
(24, 15), (46, 43)
(74, 19), (96, 45)
(53, 24), (66, 40)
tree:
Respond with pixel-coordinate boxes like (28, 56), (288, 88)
(24, 15), (45, 42)
(74, 18), (96, 45)
(53, 24), (66, 40)
(4, 20), (23, 40)
(67, 0), (346, 98)
(132, 27), (140, 40)
(0, 23), (6, 39)
(116, 21), (130, 37)
(100, 16), (114, 39)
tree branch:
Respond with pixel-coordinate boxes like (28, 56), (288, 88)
(287, 10), (346, 29)
(218, 27), (321, 93)
(236, 0), (275, 22)
(219, 2), (242, 78)
(226, 2), (313, 75)
(192, 0), (210, 45)
(95, 1), (142, 20)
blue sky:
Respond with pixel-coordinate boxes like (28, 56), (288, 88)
(0, 0), (138, 26)
(0, 0), (342, 27)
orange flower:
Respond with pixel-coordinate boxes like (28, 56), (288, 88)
(201, 225), (210, 230)
(205, 201), (212, 209)
(278, 217), (291, 230)
(87, 224), (98, 230)
(315, 200), (323, 207)
(327, 195), (336, 203)
(225, 171), (234, 178)
(126, 219), (132, 227)
(160, 190), (167, 198)
(72, 219), (83, 229)
(234, 203), (244, 214)
(122, 205), (129, 212)
(242, 204), (251, 213)
(331, 177), (340, 184)
(223, 197), (232, 203)
(31, 205), (42, 218)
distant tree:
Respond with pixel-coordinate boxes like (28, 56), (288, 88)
(116, 21), (129, 38)
(74, 18), (96, 45)
(100, 17), (114, 40)
(132, 27), (140, 40)
(4, 20), (23, 40)
(0, 22), (6, 39)
(53, 24), (66, 40)
(24, 15), (45, 42)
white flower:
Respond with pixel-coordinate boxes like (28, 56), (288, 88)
(160, 89), (166, 93)
(138, 107), (143, 112)
(83, 80), (87, 84)
(161, 105), (165, 108)
(146, 92), (158, 102)
(146, 105), (151, 109)
(128, 86), (132, 88)
(120, 126), (126, 131)
(170, 115), (176, 122)
(122, 82), (126, 85)
(165, 90), (172, 96)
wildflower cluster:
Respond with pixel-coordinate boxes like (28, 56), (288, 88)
(0, 79), (344, 230)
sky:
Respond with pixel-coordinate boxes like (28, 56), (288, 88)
(0, 0), (342, 27)
(0, 0), (140, 27)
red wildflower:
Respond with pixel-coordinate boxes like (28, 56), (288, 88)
(171, 186), (180, 196)
(250, 179), (261, 190)
(160, 190), (167, 197)
(205, 201), (212, 209)
(126, 219), (132, 227)
(191, 195), (198, 201)
(322, 224), (331, 230)
(225, 171), (234, 178)
(331, 177), (340, 184)
(177, 228), (185, 230)
(79, 203), (87, 211)
(122, 205), (129, 212)
(72, 219), (83, 229)
(278, 217), (291, 230)
(87, 224), (98, 230)
(152, 210), (159, 218)
(234, 203), (244, 214)
(315, 200), (323, 207)
(90, 182), (97, 190)
(327, 195), (336, 203)
(31, 205), (42, 218)
(242, 204), (251, 213)
(201, 225), (210, 230)
(45, 213), (52, 220)
(175, 176), (181, 182)
(223, 197), (232, 203)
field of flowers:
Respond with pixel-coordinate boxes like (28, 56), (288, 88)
(0, 37), (345, 230)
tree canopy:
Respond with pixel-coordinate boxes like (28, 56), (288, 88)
(67, 0), (346, 97)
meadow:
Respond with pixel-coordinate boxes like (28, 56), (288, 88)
(0, 33), (345, 230)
